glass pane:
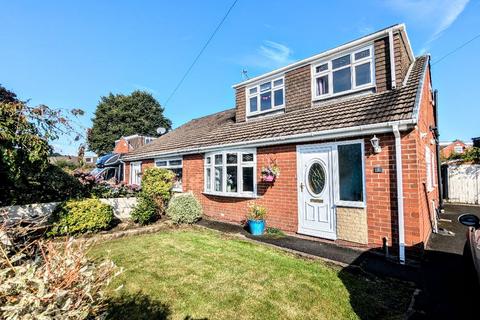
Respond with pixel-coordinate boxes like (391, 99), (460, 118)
(226, 153), (237, 164)
(315, 63), (328, 73)
(338, 144), (363, 202)
(332, 54), (351, 69)
(169, 159), (182, 166)
(242, 153), (254, 162)
(242, 167), (254, 192)
(170, 168), (182, 190)
(316, 75), (329, 96)
(215, 166), (223, 192)
(355, 62), (371, 86)
(249, 97), (258, 112)
(156, 160), (167, 167)
(260, 92), (271, 111)
(206, 168), (211, 191)
(354, 48), (370, 61)
(226, 166), (238, 192)
(260, 81), (271, 92)
(274, 89), (283, 106)
(333, 67), (352, 93)
(308, 163), (326, 195)
(206, 156), (211, 165)
(249, 87), (257, 95)
(273, 78), (283, 87)
(215, 154), (223, 165)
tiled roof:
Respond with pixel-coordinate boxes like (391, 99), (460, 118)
(123, 56), (428, 160)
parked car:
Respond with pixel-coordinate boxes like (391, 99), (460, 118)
(458, 213), (480, 286)
(90, 153), (123, 183)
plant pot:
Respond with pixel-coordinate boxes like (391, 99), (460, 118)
(262, 175), (275, 182)
(248, 219), (265, 235)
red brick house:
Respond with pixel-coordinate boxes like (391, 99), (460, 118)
(122, 24), (440, 263)
(114, 134), (157, 154)
(440, 139), (472, 159)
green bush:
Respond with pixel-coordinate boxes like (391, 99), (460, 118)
(141, 168), (175, 213)
(49, 198), (114, 236)
(131, 195), (158, 225)
(166, 193), (202, 224)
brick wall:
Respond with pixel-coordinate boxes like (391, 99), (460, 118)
(440, 141), (470, 159)
(114, 139), (129, 154)
(285, 65), (311, 113)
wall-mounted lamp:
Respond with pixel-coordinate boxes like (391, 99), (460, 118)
(370, 135), (382, 154)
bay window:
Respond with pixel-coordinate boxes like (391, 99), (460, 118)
(336, 142), (365, 206)
(247, 77), (284, 117)
(205, 149), (256, 197)
(155, 157), (183, 192)
(313, 45), (374, 100)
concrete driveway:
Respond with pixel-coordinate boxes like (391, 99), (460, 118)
(411, 204), (480, 319)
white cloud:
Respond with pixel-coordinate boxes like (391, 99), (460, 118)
(386, 0), (469, 48)
(241, 40), (294, 70)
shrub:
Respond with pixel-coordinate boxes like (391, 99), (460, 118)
(131, 195), (158, 225)
(166, 193), (202, 224)
(0, 234), (120, 319)
(49, 198), (114, 236)
(141, 168), (175, 213)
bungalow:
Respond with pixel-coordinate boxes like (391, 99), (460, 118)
(122, 24), (440, 263)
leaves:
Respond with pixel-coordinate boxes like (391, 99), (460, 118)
(87, 90), (172, 155)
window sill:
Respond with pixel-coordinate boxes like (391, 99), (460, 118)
(312, 84), (375, 102)
(202, 191), (259, 199)
(335, 202), (366, 209)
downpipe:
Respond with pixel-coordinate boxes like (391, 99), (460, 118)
(393, 125), (406, 264)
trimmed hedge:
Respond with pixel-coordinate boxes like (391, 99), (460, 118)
(166, 193), (202, 224)
(48, 198), (114, 236)
(131, 195), (158, 225)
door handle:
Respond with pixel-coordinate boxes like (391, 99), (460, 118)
(300, 182), (304, 192)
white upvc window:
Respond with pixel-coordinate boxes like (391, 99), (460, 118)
(246, 77), (284, 117)
(312, 45), (374, 100)
(333, 140), (366, 208)
(425, 147), (433, 192)
(204, 149), (256, 197)
(155, 157), (183, 192)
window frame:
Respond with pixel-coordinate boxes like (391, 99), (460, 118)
(311, 44), (375, 101)
(204, 148), (257, 198)
(246, 76), (285, 118)
(332, 140), (366, 208)
(154, 157), (183, 192)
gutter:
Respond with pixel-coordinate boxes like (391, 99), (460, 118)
(233, 24), (406, 89)
(122, 119), (416, 161)
(433, 89), (443, 208)
(393, 124), (406, 264)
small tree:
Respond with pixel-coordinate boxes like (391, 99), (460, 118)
(141, 168), (175, 214)
(87, 91), (172, 155)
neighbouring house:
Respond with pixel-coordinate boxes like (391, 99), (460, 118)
(440, 139), (472, 159)
(114, 134), (157, 154)
(122, 24), (440, 262)
(49, 155), (98, 166)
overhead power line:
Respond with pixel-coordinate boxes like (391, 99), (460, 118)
(164, 0), (239, 107)
(432, 32), (480, 66)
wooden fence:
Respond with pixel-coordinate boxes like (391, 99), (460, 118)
(446, 164), (480, 204)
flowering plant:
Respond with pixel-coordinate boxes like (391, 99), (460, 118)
(261, 157), (280, 179)
(247, 202), (267, 221)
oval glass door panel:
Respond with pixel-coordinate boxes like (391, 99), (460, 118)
(307, 162), (326, 195)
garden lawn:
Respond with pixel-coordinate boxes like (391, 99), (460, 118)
(89, 227), (413, 320)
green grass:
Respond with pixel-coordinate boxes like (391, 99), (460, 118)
(90, 227), (413, 320)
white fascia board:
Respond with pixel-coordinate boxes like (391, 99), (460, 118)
(232, 24), (406, 89)
(121, 119), (416, 161)
(412, 55), (431, 122)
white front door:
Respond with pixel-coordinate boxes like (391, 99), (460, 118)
(297, 145), (336, 239)
(130, 162), (142, 185)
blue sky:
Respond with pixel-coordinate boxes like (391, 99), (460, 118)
(1, 0), (479, 155)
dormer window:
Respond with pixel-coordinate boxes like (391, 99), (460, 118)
(312, 45), (374, 100)
(247, 77), (284, 117)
